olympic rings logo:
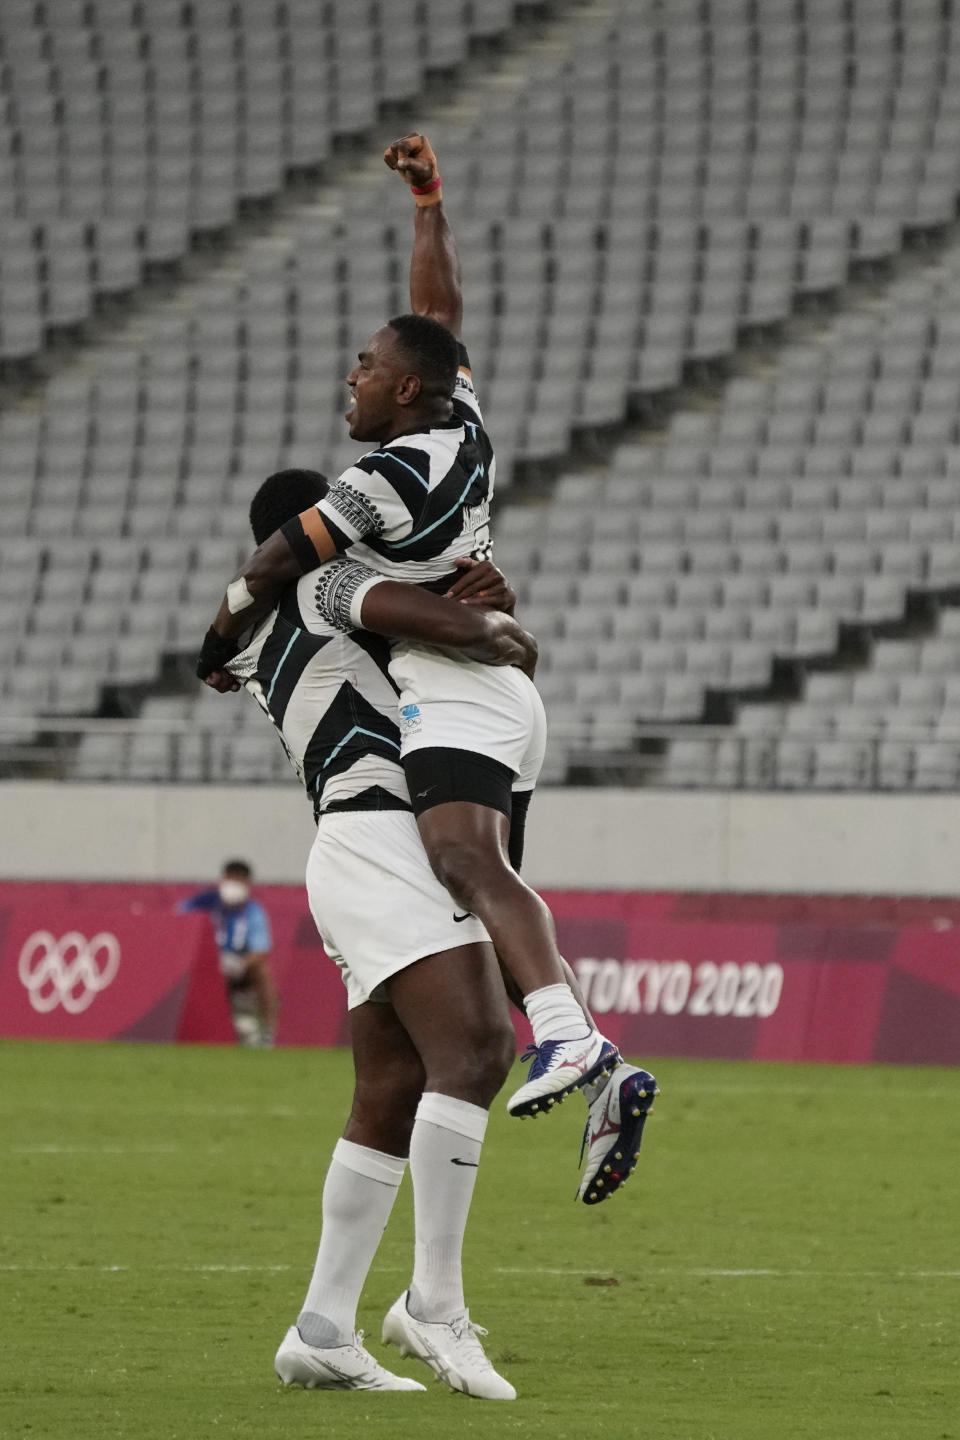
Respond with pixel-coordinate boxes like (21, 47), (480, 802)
(17, 931), (121, 1015)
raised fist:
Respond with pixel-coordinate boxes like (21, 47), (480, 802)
(383, 132), (439, 189)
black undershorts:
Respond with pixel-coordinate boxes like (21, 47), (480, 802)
(402, 747), (533, 872)
(403, 746), (514, 821)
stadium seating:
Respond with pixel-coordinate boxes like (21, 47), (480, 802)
(4, 0), (960, 790)
(0, 0), (517, 359)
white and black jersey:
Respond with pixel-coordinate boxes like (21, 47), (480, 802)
(226, 563), (410, 820)
(315, 354), (495, 587)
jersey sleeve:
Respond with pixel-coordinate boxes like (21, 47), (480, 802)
(452, 342), (484, 427)
(315, 456), (417, 550)
(246, 902), (272, 952)
(311, 556), (389, 632)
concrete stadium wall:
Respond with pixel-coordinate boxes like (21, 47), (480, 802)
(2, 781), (960, 895)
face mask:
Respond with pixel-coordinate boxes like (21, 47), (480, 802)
(219, 879), (249, 907)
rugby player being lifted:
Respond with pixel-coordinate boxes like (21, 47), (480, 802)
(197, 132), (658, 1139)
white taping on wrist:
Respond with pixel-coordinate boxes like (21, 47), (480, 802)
(226, 576), (255, 613)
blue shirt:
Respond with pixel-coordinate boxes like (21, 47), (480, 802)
(178, 891), (272, 956)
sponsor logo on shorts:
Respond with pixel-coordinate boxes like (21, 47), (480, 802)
(452, 912), (472, 923)
(18, 930), (121, 1015)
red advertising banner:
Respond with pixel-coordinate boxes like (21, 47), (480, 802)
(0, 905), (234, 1044)
(0, 881), (346, 1048)
(549, 897), (960, 1066)
(0, 881), (957, 1063)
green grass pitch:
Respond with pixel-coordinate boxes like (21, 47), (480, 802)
(1, 1040), (957, 1440)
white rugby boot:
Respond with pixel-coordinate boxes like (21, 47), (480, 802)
(381, 1291), (516, 1400)
(274, 1324), (425, 1391)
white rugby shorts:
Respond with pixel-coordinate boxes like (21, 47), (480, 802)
(305, 809), (491, 1010)
(387, 644), (547, 791)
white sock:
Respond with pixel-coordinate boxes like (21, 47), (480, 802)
(523, 982), (592, 1046)
(297, 1138), (407, 1348)
(407, 1092), (488, 1324)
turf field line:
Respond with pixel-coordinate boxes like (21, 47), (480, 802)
(663, 1084), (960, 1099)
(0, 1104), (302, 1117)
(10, 1143), (181, 1154)
(494, 1266), (960, 1279)
(0, 1264), (295, 1273)
(2, 1263), (959, 1279)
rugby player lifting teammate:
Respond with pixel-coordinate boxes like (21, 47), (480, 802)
(223, 472), (652, 1397)
(225, 469), (536, 1395)
(196, 133), (657, 1127)
(225, 471), (651, 1396)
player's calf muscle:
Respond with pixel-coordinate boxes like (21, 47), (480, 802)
(345, 1090), (419, 1155)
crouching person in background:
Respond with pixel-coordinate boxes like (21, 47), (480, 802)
(178, 859), (278, 1047)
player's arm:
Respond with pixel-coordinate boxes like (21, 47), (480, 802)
(314, 559), (535, 672)
(443, 561), (534, 674)
(197, 510), (340, 684)
(360, 579), (536, 672)
(445, 557), (516, 614)
(384, 133), (462, 338)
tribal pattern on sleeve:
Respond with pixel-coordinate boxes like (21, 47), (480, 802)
(314, 558), (379, 632)
(322, 482), (384, 540)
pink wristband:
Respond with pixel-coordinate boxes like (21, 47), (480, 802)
(410, 175), (442, 195)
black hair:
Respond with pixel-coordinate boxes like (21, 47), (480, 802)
(222, 859), (252, 879)
(387, 312), (459, 399)
(249, 469), (330, 545)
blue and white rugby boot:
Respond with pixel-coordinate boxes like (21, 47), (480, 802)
(506, 1032), (618, 1118)
(577, 1062), (658, 1205)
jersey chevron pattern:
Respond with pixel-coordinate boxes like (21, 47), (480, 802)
(226, 566), (411, 819)
(316, 363), (495, 584)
